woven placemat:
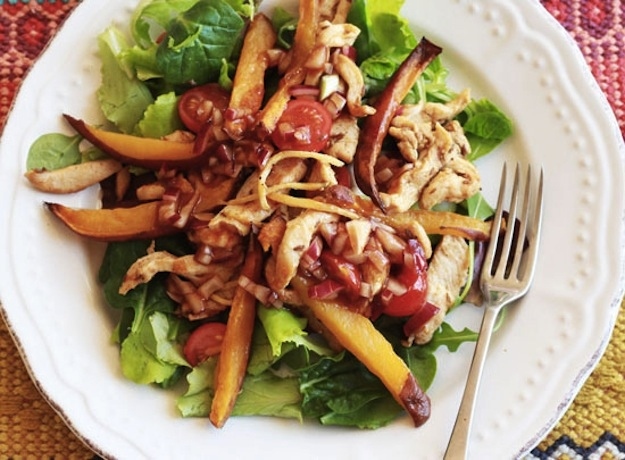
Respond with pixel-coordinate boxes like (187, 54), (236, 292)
(1, 1), (624, 459)
(531, 0), (625, 456)
(1, 3), (93, 458)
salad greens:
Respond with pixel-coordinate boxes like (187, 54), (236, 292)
(154, 0), (245, 85)
(99, 234), (480, 428)
(27, 0), (514, 429)
(97, 27), (155, 134)
(26, 133), (82, 171)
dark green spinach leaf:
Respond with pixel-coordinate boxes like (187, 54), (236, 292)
(156, 0), (245, 85)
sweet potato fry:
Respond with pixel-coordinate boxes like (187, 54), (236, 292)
(64, 114), (204, 170)
(257, 0), (320, 134)
(25, 158), (122, 194)
(46, 201), (178, 241)
(225, 14), (277, 138)
(210, 236), (263, 428)
(292, 276), (431, 427)
(354, 38), (442, 211)
(387, 209), (493, 241)
(257, 68), (306, 136)
(318, 184), (493, 241)
(288, 0), (320, 72)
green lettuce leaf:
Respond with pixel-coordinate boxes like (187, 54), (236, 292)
(230, 372), (302, 420)
(222, 0), (256, 17)
(299, 353), (402, 429)
(349, 0), (455, 104)
(423, 322), (479, 353)
(461, 98), (514, 161)
(26, 133), (82, 171)
(176, 358), (303, 419)
(131, 0), (199, 48)
(98, 240), (176, 321)
(134, 91), (183, 138)
(258, 307), (333, 358)
(348, 0), (415, 62)
(156, 0), (245, 85)
(97, 27), (154, 133)
(271, 7), (297, 49)
(297, 318), (423, 429)
(99, 237), (192, 386)
(120, 311), (188, 385)
(248, 307), (334, 376)
(177, 358), (217, 417)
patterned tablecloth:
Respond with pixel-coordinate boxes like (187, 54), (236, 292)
(1, 0), (624, 458)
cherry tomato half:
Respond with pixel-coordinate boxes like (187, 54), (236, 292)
(178, 83), (230, 133)
(380, 239), (428, 317)
(271, 99), (332, 152)
(183, 321), (227, 366)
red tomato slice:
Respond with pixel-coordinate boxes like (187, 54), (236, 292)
(183, 321), (227, 366)
(384, 287), (427, 317)
(271, 99), (333, 151)
(178, 83), (230, 133)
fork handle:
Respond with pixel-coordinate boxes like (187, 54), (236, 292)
(443, 305), (501, 460)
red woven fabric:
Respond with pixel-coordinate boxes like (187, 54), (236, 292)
(0, 0), (79, 132)
(541, 0), (625, 137)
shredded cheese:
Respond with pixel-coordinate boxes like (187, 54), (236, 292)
(269, 192), (360, 220)
(258, 150), (344, 210)
(225, 182), (330, 206)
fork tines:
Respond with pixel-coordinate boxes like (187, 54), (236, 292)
(486, 162), (544, 289)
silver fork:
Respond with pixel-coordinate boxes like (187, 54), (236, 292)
(443, 162), (544, 460)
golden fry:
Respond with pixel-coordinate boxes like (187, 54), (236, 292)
(64, 114), (201, 170)
(388, 209), (493, 241)
(225, 14), (277, 138)
(292, 276), (431, 427)
(258, 0), (321, 133)
(210, 237), (263, 428)
(46, 201), (177, 241)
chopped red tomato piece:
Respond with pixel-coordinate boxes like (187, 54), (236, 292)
(271, 99), (332, 152)
(178, 83), (230, 133)
(380, 239), (428, 317)
(183, 321), (227, 366)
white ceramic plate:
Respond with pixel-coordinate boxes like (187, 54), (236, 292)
(1, 0), (624, 458)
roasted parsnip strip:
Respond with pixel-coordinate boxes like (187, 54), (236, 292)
(210, 236), (263, 428)
(292, 276), (431, 427)
(64, 114), (203, 170)
(353, 38), (442, 211)
(225, 14), (277, 138)
(46, 201), (178, 241)
(387, 209), (493, 241)
(319, 184), (496, 241)
(257, 0), (321, 133)
(288, 0), (321, 72)
(25, 158), (122, 194)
